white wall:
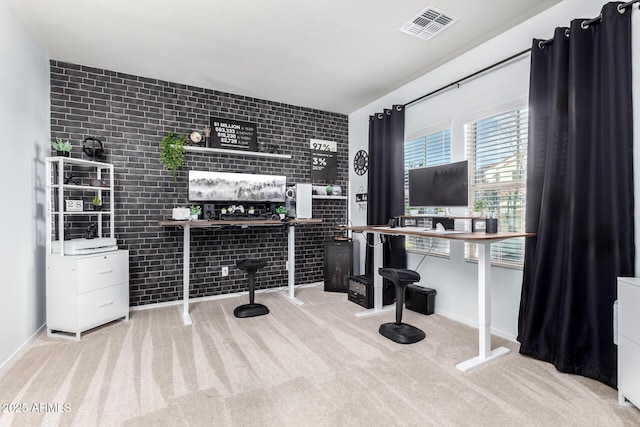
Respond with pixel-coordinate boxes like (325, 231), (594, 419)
(0, 0), (50, 370)
(348, 0), (629, 340)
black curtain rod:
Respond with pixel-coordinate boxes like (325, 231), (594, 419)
(403, 47), (531, 108)
(404, 0), (640, 109)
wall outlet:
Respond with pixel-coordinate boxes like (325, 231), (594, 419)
(221, 266), (229, 277)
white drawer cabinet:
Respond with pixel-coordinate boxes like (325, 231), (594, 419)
(46, 250), (129, 340)
(618, 277), (640, 409)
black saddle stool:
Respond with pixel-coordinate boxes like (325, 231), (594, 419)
(234, 259), (269, 318)
(378, 268), (425, 344)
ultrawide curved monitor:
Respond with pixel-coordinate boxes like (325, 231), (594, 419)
(188, 170), (286, 202)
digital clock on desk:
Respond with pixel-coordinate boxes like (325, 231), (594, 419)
(400, 217), (418, 227)
(472, 218), (486, 232)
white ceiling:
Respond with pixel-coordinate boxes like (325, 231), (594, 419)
(8, 0), (562, 114)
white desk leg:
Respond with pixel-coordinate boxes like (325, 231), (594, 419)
(355, 231), (393, 318)
(456, 241), (509, 371)
(182, 224), (193, 325)
(284, 224), (304, 305)
(373, 232), (383, 311)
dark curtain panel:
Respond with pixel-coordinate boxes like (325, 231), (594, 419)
(365, 105), (407, 274)
(518, 2), (635, 388)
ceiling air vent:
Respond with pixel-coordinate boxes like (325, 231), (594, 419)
(400, 6), (458, 41)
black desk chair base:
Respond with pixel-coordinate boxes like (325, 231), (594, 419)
(234, 303), (269, 318)
(379, 322), (425, 344)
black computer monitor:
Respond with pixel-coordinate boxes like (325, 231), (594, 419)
(188, 170), (286, 202)
(408, 160), (468, 207)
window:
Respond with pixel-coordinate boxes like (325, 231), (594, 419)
(404, 129), (451, 254)
(465, 108), (528, 267)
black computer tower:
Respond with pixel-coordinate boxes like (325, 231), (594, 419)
(347, 274), (395, 309)
(324, 240), (352, 292)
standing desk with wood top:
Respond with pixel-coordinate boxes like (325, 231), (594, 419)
(344, 225), (534, 372)
(159, 218), (322, 325)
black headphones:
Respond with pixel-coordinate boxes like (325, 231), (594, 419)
(82, 136), (104, 160)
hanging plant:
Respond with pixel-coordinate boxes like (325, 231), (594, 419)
(160, 131), (188, 182)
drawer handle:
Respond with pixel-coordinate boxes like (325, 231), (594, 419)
(98, 300), (114, 308)
(97, 269), (114, 275)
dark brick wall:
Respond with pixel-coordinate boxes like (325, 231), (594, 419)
(49, 60), (349, 307)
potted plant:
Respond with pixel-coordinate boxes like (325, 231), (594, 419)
(189, 205), (202, 221)
(275, 205), (287, 220)
(160, 131), (188, 182)
(472, 198), (489, 216)
(92, 196), (102, 211)
(248, 206), (255, 215)
(52, 137), (72, 157)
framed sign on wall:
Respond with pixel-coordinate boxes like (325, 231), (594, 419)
(309, 139), (337, 181)
(210, 117), (258, 152)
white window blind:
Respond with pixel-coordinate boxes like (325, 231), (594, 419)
(465, 108), (528, 267)
(404, 129), (451, 254)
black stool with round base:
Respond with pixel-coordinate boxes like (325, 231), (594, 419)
(378, 267), (425, 344)
(234, 259), (269, 318)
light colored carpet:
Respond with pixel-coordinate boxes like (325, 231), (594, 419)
(1, 284), (639, 426)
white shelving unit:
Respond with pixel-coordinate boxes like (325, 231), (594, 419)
(45, 156), (129, 340)
(45, 156), (115, 253)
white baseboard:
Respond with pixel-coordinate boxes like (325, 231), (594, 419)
(435, 309), (518, 343)
(129, 281), (323, 312)
(0, 323), (46, 375)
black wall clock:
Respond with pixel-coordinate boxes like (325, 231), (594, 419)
(353, 150), (369, 175)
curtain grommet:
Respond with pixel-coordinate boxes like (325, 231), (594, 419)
(617, 3), (625, 14)
(581, 20), (589, 30)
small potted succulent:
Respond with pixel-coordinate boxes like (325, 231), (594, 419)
(189, 205), (202, 221)
(275, 205), (287, 220)
(52, 137), (72, 157)
(472, 199), (489, 217)
(92, 196), (102, 211)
